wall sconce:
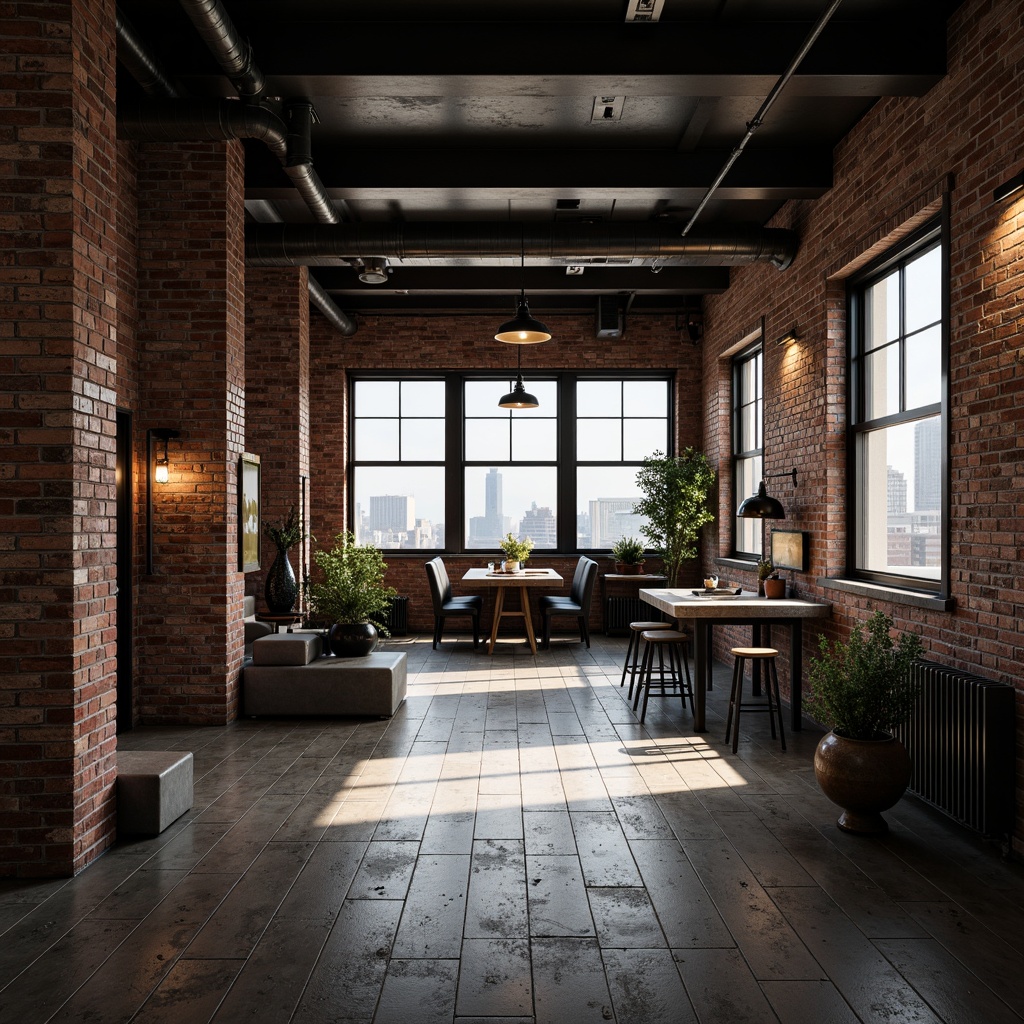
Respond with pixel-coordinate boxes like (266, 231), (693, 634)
(776, 328), (799, 347)
(676, 312), (703, 344)
(146, 428), (180, 575)
(151, 428), (178, 483)
(737, 468), (799, 563)
(993, 170), (1024, 204)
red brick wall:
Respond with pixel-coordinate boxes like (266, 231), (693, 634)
(308, 311), (700, 635)
(0, 0), (119, 877)
(244, 266), (311, 606)
(701, 0), (1024, 850)
(134, 140), (247, 725)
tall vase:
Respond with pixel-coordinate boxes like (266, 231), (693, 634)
(265, 545), (298, 613)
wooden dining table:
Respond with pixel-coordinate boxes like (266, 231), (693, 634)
(639, 587), (832, 732)
(462, 567), (563, 655)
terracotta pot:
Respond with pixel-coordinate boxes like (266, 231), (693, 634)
(763, 577), (786, 599)
(614, 562), (644, 575)
(813, 731), (911, 834)
(328, 621), (379, 657)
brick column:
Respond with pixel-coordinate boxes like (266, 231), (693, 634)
(0, 0), (119, 877)
(134, 141), (246, 724)
(244, 266), (311, 604)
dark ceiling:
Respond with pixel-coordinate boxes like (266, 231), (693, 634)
(116, 0), (961, 322)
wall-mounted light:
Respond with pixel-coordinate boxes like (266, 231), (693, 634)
(776, 328), (799, 347)
(151, 428), (179, 484)
(737, 469), (798, 564)
(993, 170), (1024, 204)
(146, 427), (180, 575)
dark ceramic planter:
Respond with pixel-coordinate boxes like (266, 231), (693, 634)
(328, 621), (379, 658)
(813, 730), (912, 835)
(614, 562), (645, 575)
(265, 547), (298, 613)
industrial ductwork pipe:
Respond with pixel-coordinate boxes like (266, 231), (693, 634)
(245, 221), (799, 270)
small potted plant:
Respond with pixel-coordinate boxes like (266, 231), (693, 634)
(805, 610), (924, 834)
(758, 558), (785, 598)
(756, 557), (775, 597)
(499, 532), (533, 572)
(305, 531), (397, 657)
(612, 536), (646, 574)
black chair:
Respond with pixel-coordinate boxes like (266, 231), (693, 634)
(540, 556), (598, 649)
(425, 557), (482, 649)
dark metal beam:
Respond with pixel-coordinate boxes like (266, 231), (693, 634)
(242, 147), (834, 194)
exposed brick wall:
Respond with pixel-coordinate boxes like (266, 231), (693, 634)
(0, 0), (119, 877)
(134, 140), (247, 726)
(701, 0), (1024, 850)
(244, 266), (311, 608)
(307, 311), (701, 636)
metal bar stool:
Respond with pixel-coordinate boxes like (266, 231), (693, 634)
(633, 629), (694, 723)
(724, 647), (786, 752)
(620, 620), (673, 698)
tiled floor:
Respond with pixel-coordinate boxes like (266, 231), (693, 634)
(3, 635), (1023, 1023)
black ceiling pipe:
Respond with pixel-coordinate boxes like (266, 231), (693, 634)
(116, 9), (179, 98)
(245, 221), (799, 270)
(307, 274), (357, 337)
(177, 0), (265, 99)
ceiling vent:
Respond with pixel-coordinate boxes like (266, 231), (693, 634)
(596, 296), (623, 340)
(591, 96), (624, 122)
(625, 0), (664, 22)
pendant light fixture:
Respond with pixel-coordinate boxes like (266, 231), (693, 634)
(498, 345), (539, 409)
(494, 235), (551, 344)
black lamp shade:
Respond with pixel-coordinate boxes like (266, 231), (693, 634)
(494, 292), (551, 344)
(737, 480), (785, 519)
(498, 375), (539, 409)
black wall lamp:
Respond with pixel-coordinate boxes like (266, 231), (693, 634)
(776, 328), (799, 347)
(737, 468), (798, 562)
(146, 427), (180, 574)
(993, 169), (1024, 204)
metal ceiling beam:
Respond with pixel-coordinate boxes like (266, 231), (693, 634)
(310, 265), (729, 294)
(241, 147), (834, 194)
(245, 221), (798, 269)
(162, 21), (946, 94)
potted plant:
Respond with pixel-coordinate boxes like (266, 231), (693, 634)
(305, 531), (397, 656)
(612, 536), (646, 574)
(805, 610), (924, 834)
(632, 448), (716, 587)
(758, 558), (785, 598)
(263, 506), (304, 613)
(499, 532), (533, 571)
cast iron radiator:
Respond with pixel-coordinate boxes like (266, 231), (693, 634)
(894, 659), (1015, 838)
(605, 596), (647, 633)
(383, 596), (409, 636)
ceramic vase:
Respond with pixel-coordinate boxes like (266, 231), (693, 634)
(329, 621), (379, 657)
(265, 546), (298, 613)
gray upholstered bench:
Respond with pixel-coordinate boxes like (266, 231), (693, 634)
(243, 634), (407, 718)
(117, 750), (194, 837)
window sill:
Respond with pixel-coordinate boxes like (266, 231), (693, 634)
(816, 577), (955, 612)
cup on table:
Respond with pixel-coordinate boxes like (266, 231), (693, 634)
(703, 574), (719, 590)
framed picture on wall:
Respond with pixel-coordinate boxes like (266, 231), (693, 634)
(239, 452), (261, 573)
(770, 529), (809, 572)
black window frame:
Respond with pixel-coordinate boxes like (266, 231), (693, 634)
(846, 216), (949, 594)
(348, 370), (675, 555)
(731, 338), (764, 560)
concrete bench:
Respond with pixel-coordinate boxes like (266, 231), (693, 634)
(243, 647), (407, 718)
(117, 750), (194, 837)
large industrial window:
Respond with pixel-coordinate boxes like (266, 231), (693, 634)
(732, 341), (763, 559)
(849, 222), (946, 589)
(350, 373), (672, 553)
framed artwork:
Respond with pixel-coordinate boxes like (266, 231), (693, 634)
(239, 452), (261, 573)
(770, 529), (808, 572)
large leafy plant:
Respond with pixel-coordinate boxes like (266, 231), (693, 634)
(806, 611), (924, 740)
(305, 532), (397, 631)
(633, 448), (716, 586)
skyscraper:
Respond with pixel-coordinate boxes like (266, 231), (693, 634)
(369, 494), (415, 534)
(914, 418), (941, 511)
(520, 502), (557, 548)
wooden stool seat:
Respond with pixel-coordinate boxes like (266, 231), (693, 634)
(633, 629), (693, 723)
(725, 646), (786, 752)
(619, 620), (673, 691)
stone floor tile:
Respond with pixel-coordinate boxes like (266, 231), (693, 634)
(531, 937), (613, 1024)
(465, 839), (528, 938)
(602, 946), (699, 1024)
(455, 938), (532, 1018)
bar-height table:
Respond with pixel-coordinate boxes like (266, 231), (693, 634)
(639, 588), (831, 732)
(462, 567), (564, 655)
